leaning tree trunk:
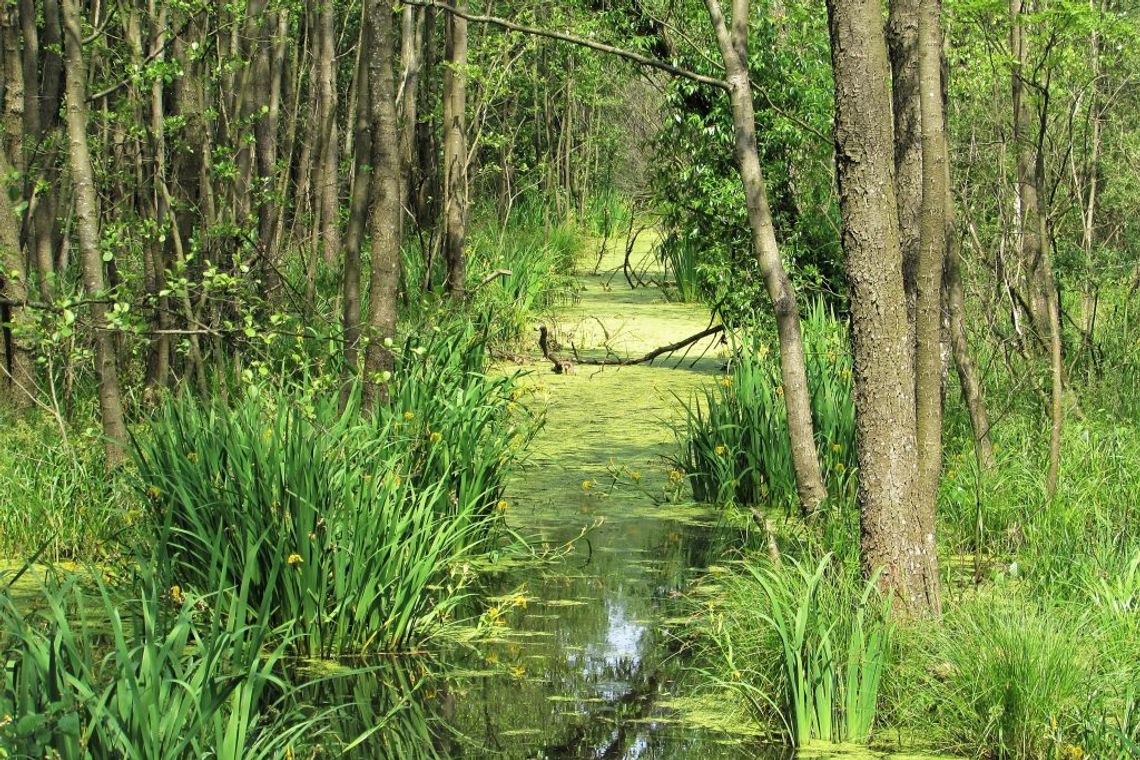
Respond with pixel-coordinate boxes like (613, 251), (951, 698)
(442, 0), (468, 298)
(703, 0), (828, 516)
(826, 0), (941, 615)
(62, 0), (128, 468)
(362, 0), (402, 410)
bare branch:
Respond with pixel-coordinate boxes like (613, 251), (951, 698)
(402, 0), (729, 91)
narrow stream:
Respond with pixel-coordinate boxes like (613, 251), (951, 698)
(434, 242), (761, 757)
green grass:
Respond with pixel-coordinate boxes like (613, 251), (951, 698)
(0, 416), (134, 562)
(686, 551), (890, 747)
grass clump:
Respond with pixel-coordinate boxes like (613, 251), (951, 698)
(686, 551), (890, 747)
(0, 573), (311, 759)
(134, 328), (536, 657)
(678, 301), (855, 510)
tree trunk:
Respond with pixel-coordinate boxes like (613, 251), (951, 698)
(887, 0), (921, 344)
(0, 3), (35, 406)
(1010, 0), (1050, 340)
(946, 214), (996, 470)
(703, 0), (828, 516)
(62, 0), (128, 468)
(826, 0), (941, 614)
(1010, 0), (1063, 497)
(343, 15), (373, 398)
(442, 0), (468, 298)
(362, 0), (402, 410)
(315, 0), (341, 264)
(914, 0), (948, 513)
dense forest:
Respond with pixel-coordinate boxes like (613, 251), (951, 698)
(1, 0), (1138, 757)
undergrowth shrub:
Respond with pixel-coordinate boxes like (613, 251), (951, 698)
(678, 302), (855, 510)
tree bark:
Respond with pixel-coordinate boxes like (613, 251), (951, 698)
(946, 213), (996, 470)
(914, 0), (948, 514)
(826, 0), (941, 614)
(362, 0), (402, 410)
(343, 14), (373, 398)
(887, 0), (921, 343)
(62, 0), (128, 467)
(1010, 0), (1063, 497)
(315, 0), (341, 264)
(442, 0), (468, 298)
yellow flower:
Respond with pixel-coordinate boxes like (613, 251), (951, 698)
(630, 470), (641, 482)
(185, 451), (199, 463)
(668, 469), (684, 484)
(581, 479), (593, 491)
(287, 553), (304, 566)
(775, 385), (784, 397)
(947, 468), (957, 479)
(835, 463), (846, 473)
(718, 376), (733, 388)
(429, 431), (443, 444)
(512, 593), (528, 609)
(509, 664), (526, 679)
(403, 411), (415, 421)
(146, 485), (162, 501)
(496, 499), (509, 513)
(169, 585), (185, 605)
(831, 443), (842, 453)
(714, 445), (728, 456)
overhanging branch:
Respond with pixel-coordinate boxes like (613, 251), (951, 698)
(402, 0), (729, 91)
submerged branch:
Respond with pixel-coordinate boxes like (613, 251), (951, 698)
(567, 324), (725, 367)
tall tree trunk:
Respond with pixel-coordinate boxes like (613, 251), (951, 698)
(0, 6), (35, 403)
(946, 212), (996, 470)
(62, 0), (128, 467)
(315, 0), (341, 264)
(1010, 0), (1063, 497)
(20, 0), (62, 300)
(826, 0), (941, 614)
(887, 0), (920, 384)
(703, 0), (828, 516)
(0, 3), (35, 406)
(362, 0), (402, 410)
(1010, 0), (1050, 340)
(442, 0), (468, 298)
(399, 6), (424, 228)
(343, 15), (373, 398)
(914, 0), (948, 513)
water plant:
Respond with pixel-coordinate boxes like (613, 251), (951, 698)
(133, 325), (537, 657)
(678, 301), (855, 510)
(693, 552), (889, 747)
(0, 572), (313, 759)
